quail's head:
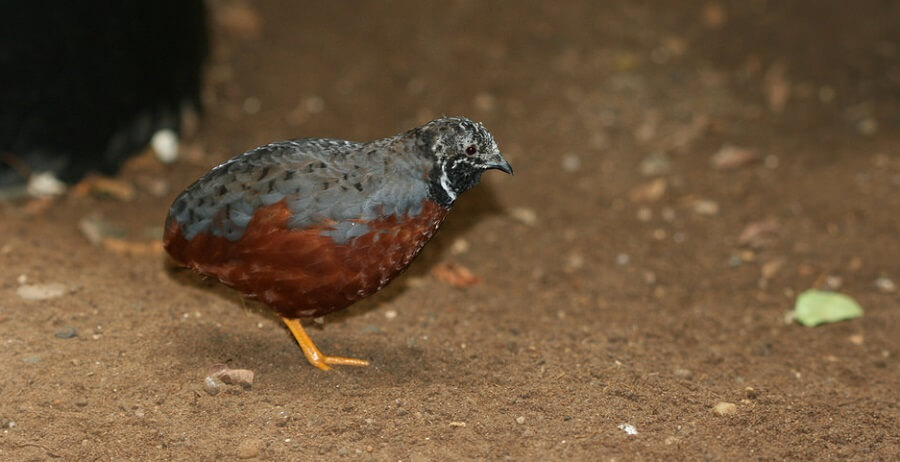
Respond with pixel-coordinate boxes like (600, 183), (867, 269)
(419, 117), (512, 205)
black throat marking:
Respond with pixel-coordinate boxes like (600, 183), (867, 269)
(426, 157), (484, 208)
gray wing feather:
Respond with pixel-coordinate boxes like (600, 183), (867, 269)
(170, 137), (431, 243)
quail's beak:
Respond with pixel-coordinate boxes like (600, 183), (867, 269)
(486, 154), (514, 175)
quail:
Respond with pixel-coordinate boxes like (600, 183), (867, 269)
(164, 117), (512, 370)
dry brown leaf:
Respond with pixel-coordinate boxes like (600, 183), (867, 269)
(432, 263), (481, 288)
(760, 259), (785, 280)
(101, 238), (164, 256)
(208, 363), (254, 388)
(71, 175), (136, 201)
(738, 218), (780, 247)
(710, 145), (760, 171)
(628, 177), (668, 203)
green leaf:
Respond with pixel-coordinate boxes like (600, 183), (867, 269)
(793, 290), (863, 327)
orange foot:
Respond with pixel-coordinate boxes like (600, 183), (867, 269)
(281, 317), (370, 371)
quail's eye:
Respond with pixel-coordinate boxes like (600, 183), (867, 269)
(465, 145), (477, 155)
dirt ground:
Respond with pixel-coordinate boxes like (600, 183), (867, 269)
(1, 1), (898, 460)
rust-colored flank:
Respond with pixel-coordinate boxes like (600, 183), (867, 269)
(164, 199), (449, 320)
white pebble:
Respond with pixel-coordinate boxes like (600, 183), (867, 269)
(515, 416), (525, 425)
(712, 402), (737, 416)
(17, 283), (66, 301)
(151, 129), (179, 163)
(636, 207), (653, 222)
(508, 207), (538, 226)
(384, 310), (398, 320)
(561, 154), (581, 172)
(618, 423), (638, 435)
(692, 199), (720, 216)
(26, 172), (66, 197)
(450, 238), (470, 255)
(875, 276), (896, 293)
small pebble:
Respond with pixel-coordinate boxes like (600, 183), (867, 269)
(243, 97), (262, 114)
(629, 178), (667, 203)
(449, 421), (467, 427)
(710, 145), (759, 171)
(203, 376), (222, 396)
(22, 355), (42, 364)
(712, 402), (737, 416)
(236, 439), (262, 459)
(639, 151), (671, 176)
(744, 387), (759, 399)
(151, 129), (179, 163)
(692, 199), (719, 216)
(515, 416), (525, 425)
(616, 253), (630, 266)
(875, 276), (896, 293)
(561, 154), (581, 172)
(508, 207), (538, 226)
(673, 368), (692, 378)
(564, 253), (584, 272)
(26, 172), (67, 197)
(450, 238), (470, 255)
(305, 96), (324, 113)
(55, 327), (78, 339)
(636, 207), (653, 222)
(855, 117), (878, 136)
(17, 283), (67, 301)
(361, 325), (382, 334)
(661, 207), (676, 221)
(618, 423), (638, 435)
(384, 310), (398, 320)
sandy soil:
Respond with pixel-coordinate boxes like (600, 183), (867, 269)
(1, 1), (898, 460)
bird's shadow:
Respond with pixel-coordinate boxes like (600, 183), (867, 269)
(162, 180), (507, 348)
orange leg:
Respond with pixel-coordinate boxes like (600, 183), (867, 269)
(281, 317), (370, 371)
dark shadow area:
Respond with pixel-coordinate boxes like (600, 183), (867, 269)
(0, 1), (207, 186)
